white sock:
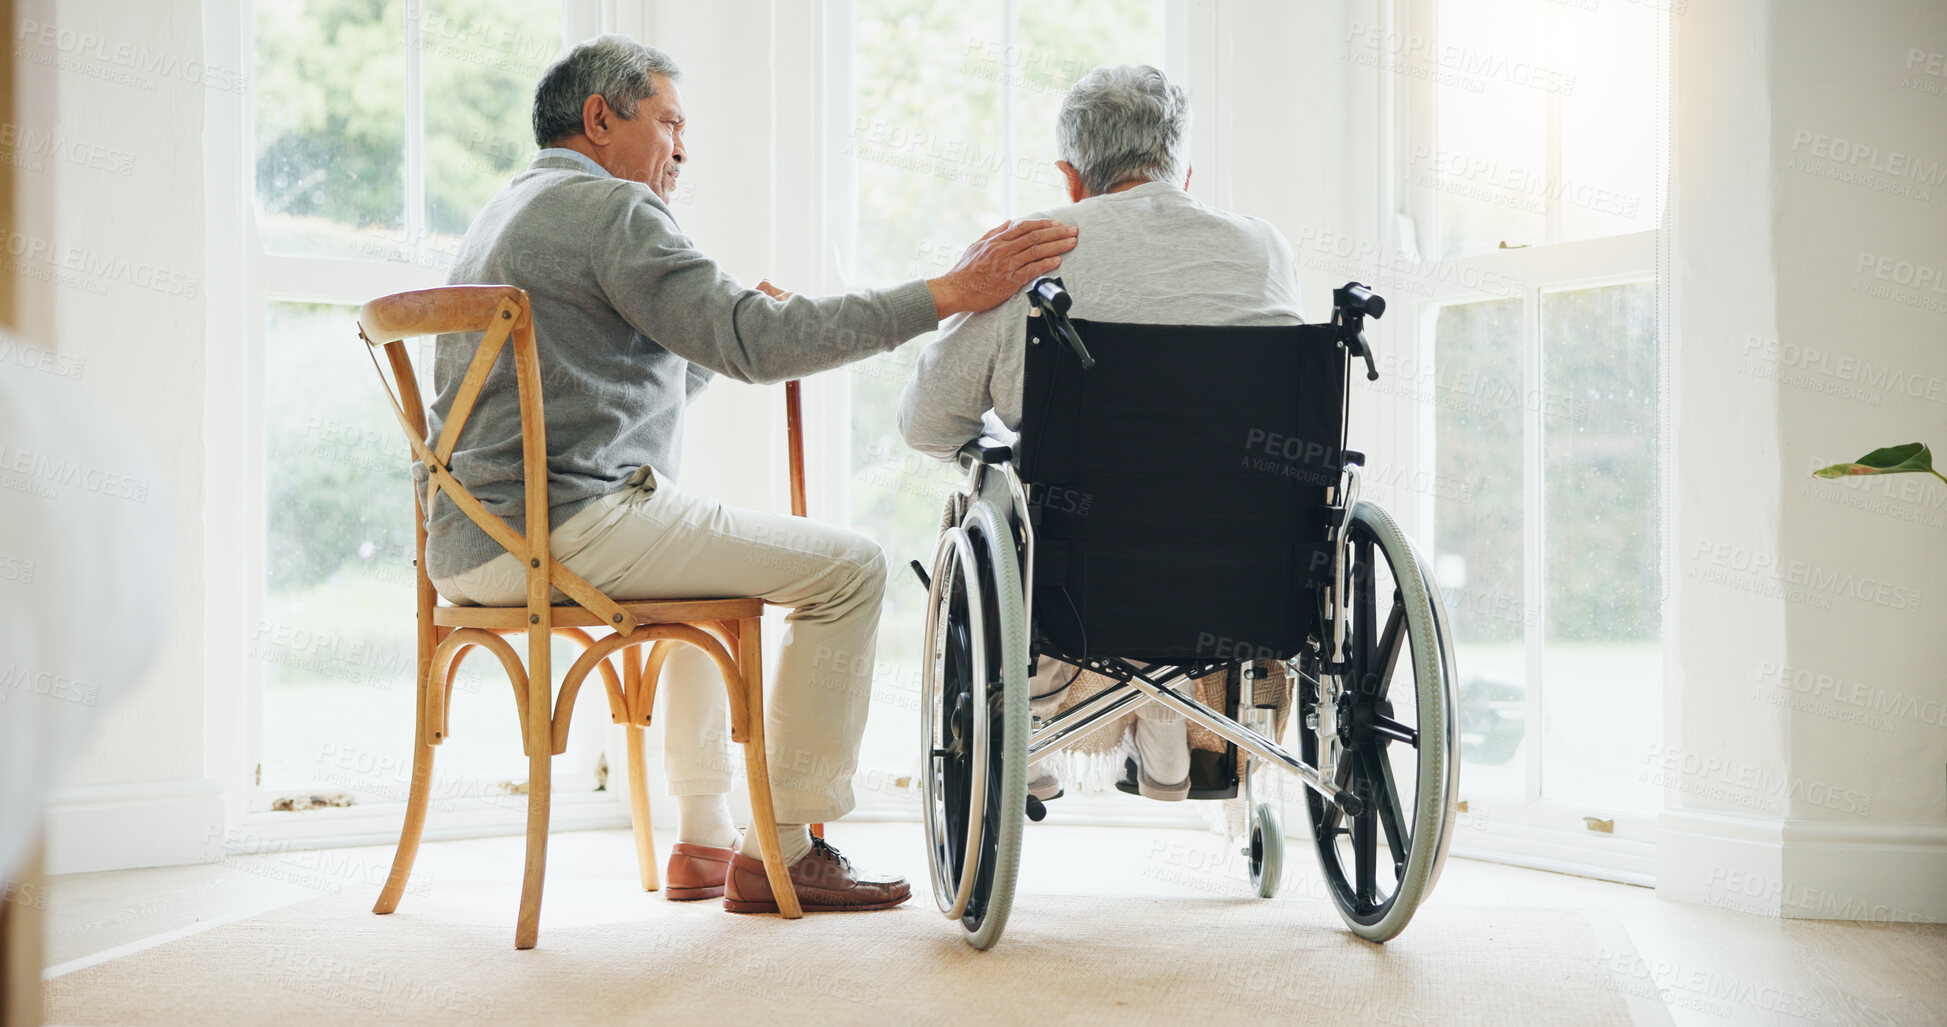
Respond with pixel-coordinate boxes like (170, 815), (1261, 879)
(1131, 716), (1192, 786)
(675, 793), (740, 849)
(738, 822), (815, 866)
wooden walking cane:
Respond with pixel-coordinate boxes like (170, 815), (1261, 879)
(783, 379), (826, 840)
(785, 380), (808, 519)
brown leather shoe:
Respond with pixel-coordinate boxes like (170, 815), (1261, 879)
(664, 842), (738, 901)
(722, 838), (911, 914)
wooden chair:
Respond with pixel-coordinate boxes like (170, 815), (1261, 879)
(355, 284), (802, 949)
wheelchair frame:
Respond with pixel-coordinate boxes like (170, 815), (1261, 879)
(919, 282), (1461, 949)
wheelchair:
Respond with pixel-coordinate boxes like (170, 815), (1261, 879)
(916, 280), (1460, 950)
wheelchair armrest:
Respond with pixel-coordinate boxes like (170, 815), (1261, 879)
(956, 436), (1015, 470)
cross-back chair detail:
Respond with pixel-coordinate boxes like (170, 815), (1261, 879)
(353, 284), (802, 949)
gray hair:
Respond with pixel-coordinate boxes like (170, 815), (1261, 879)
(1056, 64), (1190, 196)
(531, 34), (682, 147)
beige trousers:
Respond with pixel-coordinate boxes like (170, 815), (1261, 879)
(432, 466), (886, 823)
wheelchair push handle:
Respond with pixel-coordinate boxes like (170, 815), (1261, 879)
(1335, 281), (1385, 319)
(1030, 277), (1072, 314)
(1333, 281), (1385, 382)
(1028, 276), (1095, 370)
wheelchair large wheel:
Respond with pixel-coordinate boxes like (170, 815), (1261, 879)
(920, 496), (1029, 950)
(1301, 501), (1460, 942)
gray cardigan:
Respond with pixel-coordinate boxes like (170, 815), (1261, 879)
(421, 150), (938, 579)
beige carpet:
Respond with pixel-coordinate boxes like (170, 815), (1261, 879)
(47, 881), (1633, 1025)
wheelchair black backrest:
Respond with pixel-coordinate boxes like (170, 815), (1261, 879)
(1016, 317), (1349, 664)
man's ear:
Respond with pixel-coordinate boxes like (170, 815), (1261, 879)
(1184, 164), (1194, 190)
(581, 94), (611, 145)
(1056, 160), (1088, 203)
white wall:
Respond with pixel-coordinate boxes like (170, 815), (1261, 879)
(1659, 0), (1947, 920)
(644, 1), (786, 513)
(20, 0), (225, 872)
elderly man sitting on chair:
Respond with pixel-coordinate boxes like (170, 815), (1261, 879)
(425, 34), (1077, 913)
(897, 64), (1305, 804)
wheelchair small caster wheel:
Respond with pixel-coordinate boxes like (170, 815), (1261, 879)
(1247, 802), (1283, 898)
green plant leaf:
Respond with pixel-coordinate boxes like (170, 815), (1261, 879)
(1812, 443), (1933, 479)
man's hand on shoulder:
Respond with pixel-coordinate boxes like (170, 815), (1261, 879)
(927, 219), (1079, 318)
(755, 279), (794, 302)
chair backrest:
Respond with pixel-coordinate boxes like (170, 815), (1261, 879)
(355, 285), (641, 633)
(1017, 317), (1348, 663)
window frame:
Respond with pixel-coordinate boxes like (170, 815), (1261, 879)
(1379, 0), (1671, 881)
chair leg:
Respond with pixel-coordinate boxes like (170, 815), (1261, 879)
(735, 616), (802, 918)
(515, 736), (551, 948)
(374, 739), (436, 914)
(375, 664), (440, 915)
(625, 724), (660, 892)
(515, 621), (554, 949)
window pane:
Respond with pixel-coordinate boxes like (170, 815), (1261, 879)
(1431, 299), (1528, 798)
(254, 1), (407, 260)
(846, 0), (1009, 778)
(261, 302), (417, 789)
(845, 2), (1166, 779)
(1539, 282), (1660, 810)
(422, 0), (562, 264)
(1428, 0), (1661, 255)
(1431, 0), (1548, 257)
(261, 303), (603, 798)
(854, 2), (1007, 288)
(1010, 2), (1168, 214)
(1557, 6), (1660, 242)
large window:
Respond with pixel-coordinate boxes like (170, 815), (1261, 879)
(248, 1), (608, 812)
(836, 0), (1170, 786)
(1391, 0), (1668, 871)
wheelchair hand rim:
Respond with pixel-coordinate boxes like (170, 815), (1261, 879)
(920, 527), (992, 921)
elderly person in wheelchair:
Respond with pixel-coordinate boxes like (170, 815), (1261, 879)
(899, 64), (1307, 806)
(895, 65), (1462, 949)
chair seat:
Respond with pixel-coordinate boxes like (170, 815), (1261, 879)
(433, 597), (764, 628)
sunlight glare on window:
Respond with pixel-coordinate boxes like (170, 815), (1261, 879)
(1432, 0), (1547, 257)
(1430, 0), (1660, 256)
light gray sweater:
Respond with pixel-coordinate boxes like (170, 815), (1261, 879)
(422, 150), (939, 579)
(896, 182), (1304, 461)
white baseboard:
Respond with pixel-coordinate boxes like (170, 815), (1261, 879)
(1448, 829), (1657, 887)
(232, 789), (632, 852)
(44, 779), (225, 875)
(1778, 818), (1947, 923)
(45, 781), (637, 874)
(1658, 808), (1947, 923)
